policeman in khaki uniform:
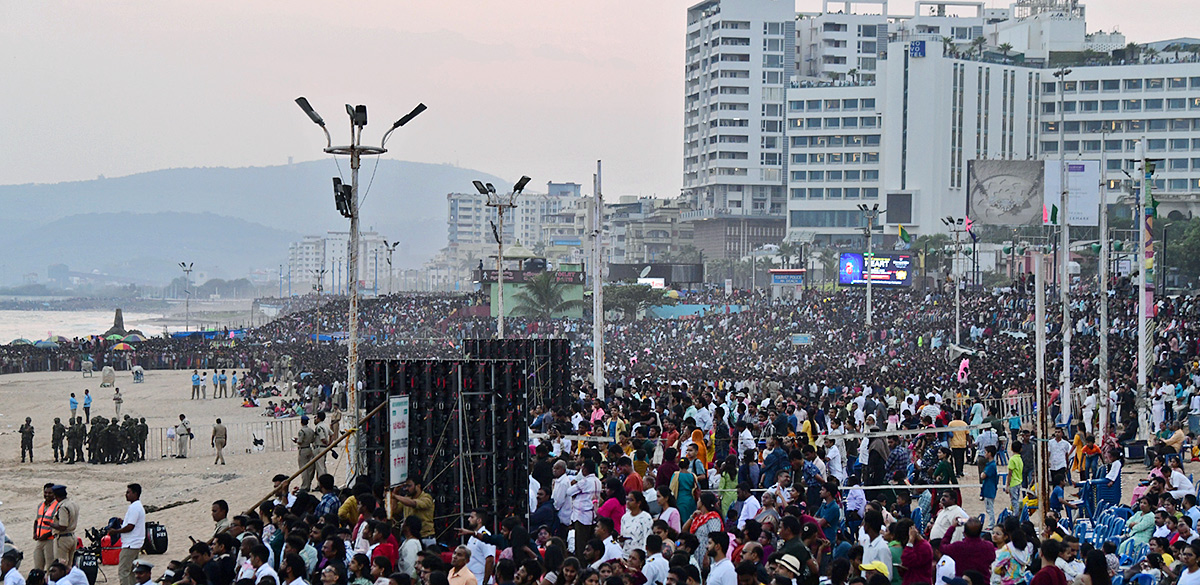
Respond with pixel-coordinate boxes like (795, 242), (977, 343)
(293, 415), (317, 491)
(313, 412), (332, 478)
(48, 485), (79, 566)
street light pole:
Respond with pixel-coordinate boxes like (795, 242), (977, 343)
(179, 262), (193, 332)
(477, 176), (530, 340)
(296, 97), (426, 480)
(941, 217), (966, 345)
(1054, 66), (1074, 426)
(857, 203), (884, 327)
(383, 240), (399, 295)
(312, 268), (327, 344)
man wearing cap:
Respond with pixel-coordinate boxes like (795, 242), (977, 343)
(175, 414), (192, 459)
(1, 552), (23, 585)
(109, 483), (146, 585)
(48, 485), (79, 566)
(212, 418), (227, 466)
(19, 417), (34, 463)
(772, 554), (803, 585)
(131, 560), (154, 585)
(293, 416), (317, 492)
(48, 560), (89, 585)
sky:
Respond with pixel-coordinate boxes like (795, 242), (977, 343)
(0, 0), (1194, 200)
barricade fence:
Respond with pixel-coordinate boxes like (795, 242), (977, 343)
(146, 417), (302, 459)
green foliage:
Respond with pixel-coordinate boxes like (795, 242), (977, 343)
(1165, 218), (1200, 285)
(603, 284), (677, 320)
(509, 272), (586, 320)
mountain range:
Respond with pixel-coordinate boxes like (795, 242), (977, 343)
(0, 160), (511, 285)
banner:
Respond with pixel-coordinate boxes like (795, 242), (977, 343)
(967, 160), (1046, 226)
(389, 396), (410, 485)
(1043, 160), (1101, 226)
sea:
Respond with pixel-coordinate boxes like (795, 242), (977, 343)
(0, 310), (168, 342)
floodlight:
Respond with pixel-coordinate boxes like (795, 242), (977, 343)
(295, 97), (325, 126)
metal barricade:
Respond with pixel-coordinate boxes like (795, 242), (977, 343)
(147, 417), (302, 459)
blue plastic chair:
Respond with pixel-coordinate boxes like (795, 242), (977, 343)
(1117, 537), (1138, 558)
(1129, 574), (1154, 585)
(1112, 574), (1123, 585)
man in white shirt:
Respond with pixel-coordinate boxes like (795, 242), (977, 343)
(1047, 428), (1072, 485)
(1055, 539), (1083, 582)
(768, 472), (794, 507)
(110, 483), (146, 585)
(250, 545), (279, 585)
(932, 540), (955, 585)
(737, 422), (756, 457)
(48, 560), (91, 585)
(735, 484), (762, 530)
(929, 493), (970, 543)
(2, 552), (24, 585)
(462, 510), (496, 585)
(862, 511), (893, 579)
(705, 532), (736, 585)
(825, 437), (846, 482)
(550, 461), (573, 531)
(1083, 392), (1097, 435)
(641, 535), (669, 585)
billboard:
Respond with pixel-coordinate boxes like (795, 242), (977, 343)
(1043, 160), (1101, 226)
(967, 160), (1046, 226)
(838, 253), (914, 287)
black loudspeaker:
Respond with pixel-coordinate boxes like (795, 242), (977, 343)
(363, 358), (529, 538)
(75, 550), (99, 585)
(142, 522), (168, 555)
(463, 339), (570, 411)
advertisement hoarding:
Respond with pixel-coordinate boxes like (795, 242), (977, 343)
(838, 253), (913, 287)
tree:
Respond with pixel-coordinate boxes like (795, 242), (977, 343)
(847, 68), (859, 84)
(508, 272), (586, 320)
(662, 244), (702, 264)
(941, 36), (955, 57)
(999, 43), (1013, 59)
(603, 284), (677, 321)
(1125, 42), (1142, 62)
(971, 36), (987, 57)
(778, 241), (804, 269)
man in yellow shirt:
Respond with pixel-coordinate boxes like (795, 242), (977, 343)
(389, 478), (435, 544)
(947, 413), (970, 478)
(1007, 441), (1025, 514)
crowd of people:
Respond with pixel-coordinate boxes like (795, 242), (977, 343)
(5, 276), (1200, 585)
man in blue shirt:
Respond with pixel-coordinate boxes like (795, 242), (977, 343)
(801, 445), (826, 512)
(191, 370), (201, 400)
(69, 393), (78, 420)
(816, 482), (843, 542)
(980, 445), (999, 527)
(83, 390), (92, 424)
(761, 437), (788, 488)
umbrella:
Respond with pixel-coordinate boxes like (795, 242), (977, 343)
(105, 334), (125, 341)
(110, 343), (134, 351)
(9, 339), (32, 346)
(45, 335), (70, 343)
(122, 334), (146, 342)
(33, 340), (59, 349)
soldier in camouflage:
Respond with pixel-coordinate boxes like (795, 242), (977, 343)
(52, 418), (66, 463)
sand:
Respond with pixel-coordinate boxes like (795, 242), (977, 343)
(0, 369), (319, 565)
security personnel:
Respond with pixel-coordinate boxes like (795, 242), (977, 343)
(20, 417), (35, 462)
(136, 417), (148, 461)
(52, 418), (66, 463)
(70, 417), (86, 464)
(293, 415), (317, 491)
(48, 484), (79, 566)
(33, 482), (59, 571)
(313, 412), (332, 478)
(212, 418), (227, 465)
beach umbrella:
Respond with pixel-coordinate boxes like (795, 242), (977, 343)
(9, 338), (32, 346)
(33, 340), (59, 349)
(106, 334), (125, 341)
(110, 343), (134, 351)
(45, 335), (70, 343)
(122, 334), (146, 342)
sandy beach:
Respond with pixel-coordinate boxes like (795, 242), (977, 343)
(0, 369), (316, 565)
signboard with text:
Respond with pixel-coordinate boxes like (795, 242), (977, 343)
(389, 396), (410, 485)
(838, 253), (914, 287)
(477, 270), (585, 284)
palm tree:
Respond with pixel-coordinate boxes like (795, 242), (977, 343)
(1125, 42), (1141, 62)
(1145, 47), (1159, 63)
(941, 36), (955, 57)
(971, 36), (987, 58)
(508, 272), (586, 320)
(998, 43), (1013, 60)
(847, 68), (859, 84)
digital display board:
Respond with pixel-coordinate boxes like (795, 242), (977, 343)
(838, 253), (913, 287)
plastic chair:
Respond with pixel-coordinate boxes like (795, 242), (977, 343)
(1112, 574), (1124, 585)
(1117, 537), (1138, 558)
(1129, 574), (1154, 585)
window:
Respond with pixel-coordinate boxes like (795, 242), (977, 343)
(1169, 178), (1188, 191)
(1102, 79), (1120, 91)
(827, 187), (843, 199)
(1042, 102), (1057, 114)
(860, 116), (877, 128)
(1148, 119), (1167, 131)
(1101, 100), (1119, 112)
(718, 151), (748, 159)
(791, 153), (805, 164)
(1082, 80), (1099, 92)
(1042, 121), (1059, 133)
(808, 171), (824, 181)
(1084, 121), (1103, 133)
(1170, 158), (1188, 170)
(1148, 138), (1166, 151)
(1192, 158), (1200, 170)
(720, 135), (749, 143)
(1124, 99), (1142, 111)
(720, 54), (750, 62)
(1107, 159), (1123, 170)
(862, 98), (876, 109)
(763, 54), (784, 68)
(1105, 140), (1122, 151)
(859, 41), (877, 54)
(1042, 82), (1057, 94)
(825, 118), (840, 128)
(809, 153), (825, 163)
(1193, 138), (1200, 150)
(1145, 98), (1164, 111)
(1191, 98), (1200, 109)
(864, 187), (879, 198)
(1170, 77), (1188, 89)
(789, 100), (804, 111)
(764, 22), (782, 34)
(1172, 138), (1190, 150)
(845, 187), (861, 199)
(1176, 119), (1193, 130)
(843, 99), (859, 110)
(807, 100), (822, 111)
(846, 135), (863, 146)
(764, 38), (783, 51)
(1128, 120), (1144, 131)
(807, 188), (824, 199)
(864, 135), (881, 146)
(719, 102), (749, 110)
(1064, 140), (1079, 152)
(1042, 141), (1059, 153)
(843, 117), (858, 128)
(865, 152), (879, 163)
(790, 188), (805, 199)
(1083, 140), (1101, 152)
(863, 170), (879, 181)
(1062, 101), (1077, 112)
(829, 153), (843, 164)
(829, 136), (844, 146)
(721, 37), (750, 46)
(1146, 78), (1164, 90)
(806, 118), (821, 128)
(1064, 121), (1080, 133)
(1125, 79), (1142, 90)
(791, 171), (806, 181)
(828, 170), (843, 181)
(1081, 100), (1098, 112)
(844, 170), (861, 181)
(860, 25), (877, 37)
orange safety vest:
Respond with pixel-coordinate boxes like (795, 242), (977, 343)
(34, 500), (58, 540)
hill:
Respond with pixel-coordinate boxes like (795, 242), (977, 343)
(0, 160), (511, 283)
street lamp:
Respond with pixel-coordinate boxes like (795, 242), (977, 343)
(477, 176), (531, 339)
(1052, 65), (1074, 424)
(857, 203), (885, 327)
(941, 216), (966, 345)
(179, 262), (193, 332)
(383, 240), (399, 295)
(295, 96), (426, 479)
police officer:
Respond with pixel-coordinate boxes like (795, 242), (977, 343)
(48, 484), (78, 566)
(212, 418), (227, 465)
(52, 417), (66, 463)
(20, 417), (35, 462)
(293, 415), (317, 491)
(137, 417), (148, 461)
(71, 417), (86, 464)
(313, 412), (332, 478)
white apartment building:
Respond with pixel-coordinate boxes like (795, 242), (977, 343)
(683, 0), (796, 217)
(286, 230), (387, 295)
(447, 182), (583, 249)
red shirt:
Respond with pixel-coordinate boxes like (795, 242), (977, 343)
(623, 472), (644, 495)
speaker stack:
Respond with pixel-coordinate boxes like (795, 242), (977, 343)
(463, 338), (571, 412)
(362, 358), (529, 537)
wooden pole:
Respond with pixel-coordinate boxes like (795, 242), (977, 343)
(243, 399), (389, 515)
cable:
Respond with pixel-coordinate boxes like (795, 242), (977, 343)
(358, 155), (384, 209)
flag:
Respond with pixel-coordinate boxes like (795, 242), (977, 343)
(964, 216), (974, 232)
(898, 225), (911, 243)
(1049, 204), (1059, 225)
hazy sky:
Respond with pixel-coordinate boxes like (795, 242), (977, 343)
(0, 1), (1193, 198)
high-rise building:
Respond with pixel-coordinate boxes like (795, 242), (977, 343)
(682, 0), (796, 217)
(286, 231), (386, 295)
